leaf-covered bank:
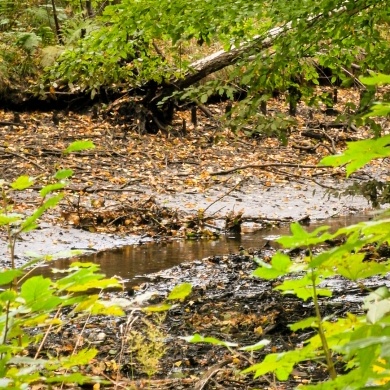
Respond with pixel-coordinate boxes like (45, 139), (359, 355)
(0, 87), (383, 262)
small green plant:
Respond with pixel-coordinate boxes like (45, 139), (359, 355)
(0, 140), (125, 388)
(129, 313), (167, 378)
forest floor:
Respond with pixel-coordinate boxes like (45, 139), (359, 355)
(1, 87), (390, 389)
(1, 87), (388, 261)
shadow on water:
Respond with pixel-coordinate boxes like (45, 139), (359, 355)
(36, 214), (372, 287)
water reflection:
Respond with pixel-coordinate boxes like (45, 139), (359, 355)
(35, 214), (371, 287)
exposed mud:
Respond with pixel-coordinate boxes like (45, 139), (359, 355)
(31, 246), (390, 389)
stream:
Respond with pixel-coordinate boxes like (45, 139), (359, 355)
(35, 214), (372, 287)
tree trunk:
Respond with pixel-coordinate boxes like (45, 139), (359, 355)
(141, 24), (290, 130)
(176, 25), (288, 89)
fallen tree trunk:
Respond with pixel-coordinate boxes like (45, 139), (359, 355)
(141, 24), (291, 131)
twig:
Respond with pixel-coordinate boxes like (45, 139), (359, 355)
(194, 359), (233, 390)
(115, 310), (138, 390)
(197, 103), (214, 118)
(34, 308), (62, 359)
(320, 130), (337, 154)
(243, 216), (293, 223)
(0, 121), (24, 127)
(0, 147), (46, 171)
(309, 178), (340, 191)
(203, 178), (247, 214)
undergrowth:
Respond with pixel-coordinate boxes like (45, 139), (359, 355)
(185, 73), (390, 389)
(0, 139), (191, 388)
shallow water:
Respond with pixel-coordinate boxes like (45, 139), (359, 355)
(35, 214), (372, 287)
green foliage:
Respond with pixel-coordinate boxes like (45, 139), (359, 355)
(182, 333), (238, 347)
(320, 135), (390, 177)
(0, 140), (127, 388)
(167, 282), (192, 301)
(242, 75), (390, 387)
(185, 75), (390, 388)
(63, 139), (95, 154)
(40, 0), (390, 112)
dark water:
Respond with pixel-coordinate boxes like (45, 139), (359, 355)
(35, 214), (372, 287)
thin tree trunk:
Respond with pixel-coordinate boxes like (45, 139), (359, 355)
(51, 0), (63, 44)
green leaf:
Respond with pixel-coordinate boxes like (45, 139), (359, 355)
(0, 213), (22, 226)
(54, 169), (74, 180)
(334, 254), (387, 281)
(366, 299), (390, 324)
(341, 336), (390, 355)
(10, 175), (34, 190)
(46, 372), (93, 384)
(289, 316), (318, 331)
(39, 183), (66, 197)
(65, 277), (121, 292)
(200, 94), (208, 103)
(364, 287), (390, 324)
(242, 347), (312, 380)
(63, 140), (95, 154)
(167, 283), (192, 301)
(319, 135), (390, 177)
(0, 289), (17, 303)
(276, 223), (333, 248)
(143, 303), (172, 312)
(275, 273), (332, 301)
(240, 339), (270, 351)
(252, 253), (291, 279)
(364, 102), (390, 118)
(298, 368), (368, 390)
(360, 72), (390, 86)
(60, 348), (97, 368)
(20, 276), (61, 311)
(0, 269), (23, 286)
(181, 333), (238, 347)
(364, 286), (390, 306)
(20, 194), (64, 233)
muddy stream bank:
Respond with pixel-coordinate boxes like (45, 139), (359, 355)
(30, 213), (372, 288)
(26, 211), (390, 390)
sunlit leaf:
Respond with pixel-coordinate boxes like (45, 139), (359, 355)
(364, 102), (390, 118)
(240, 339), (270, 351)
(143, 303), (172, 312)
(242, 347), (312, 380)
(289, 316), (318, 331)
(319, 135), (390, 177)
(276, 222), (332, 248)
(54, 169), (74, 180)
(20, 276), (62, 311)
(275, 272), (332, 301)
(360, 72), (390, 86)
(63, 140), (95, 154)
(40, 183), (66, 197)
(252, 253), (291, 279)
(366, 300), (390, 324)
(181, 333), (238, 347)
(0, 213), (22, 226)
(10, 175), (34, 190)
(46, 373), (93, 384)
(60, 348), (97, 368)
(167, 283), (192, 301)
(334, 254), (388, 281)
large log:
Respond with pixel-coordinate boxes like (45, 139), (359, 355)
(176, 25), (289, 89)
(141, 24), (291, 130)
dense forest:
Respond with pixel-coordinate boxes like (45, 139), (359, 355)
(1, 0), (390, 131)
